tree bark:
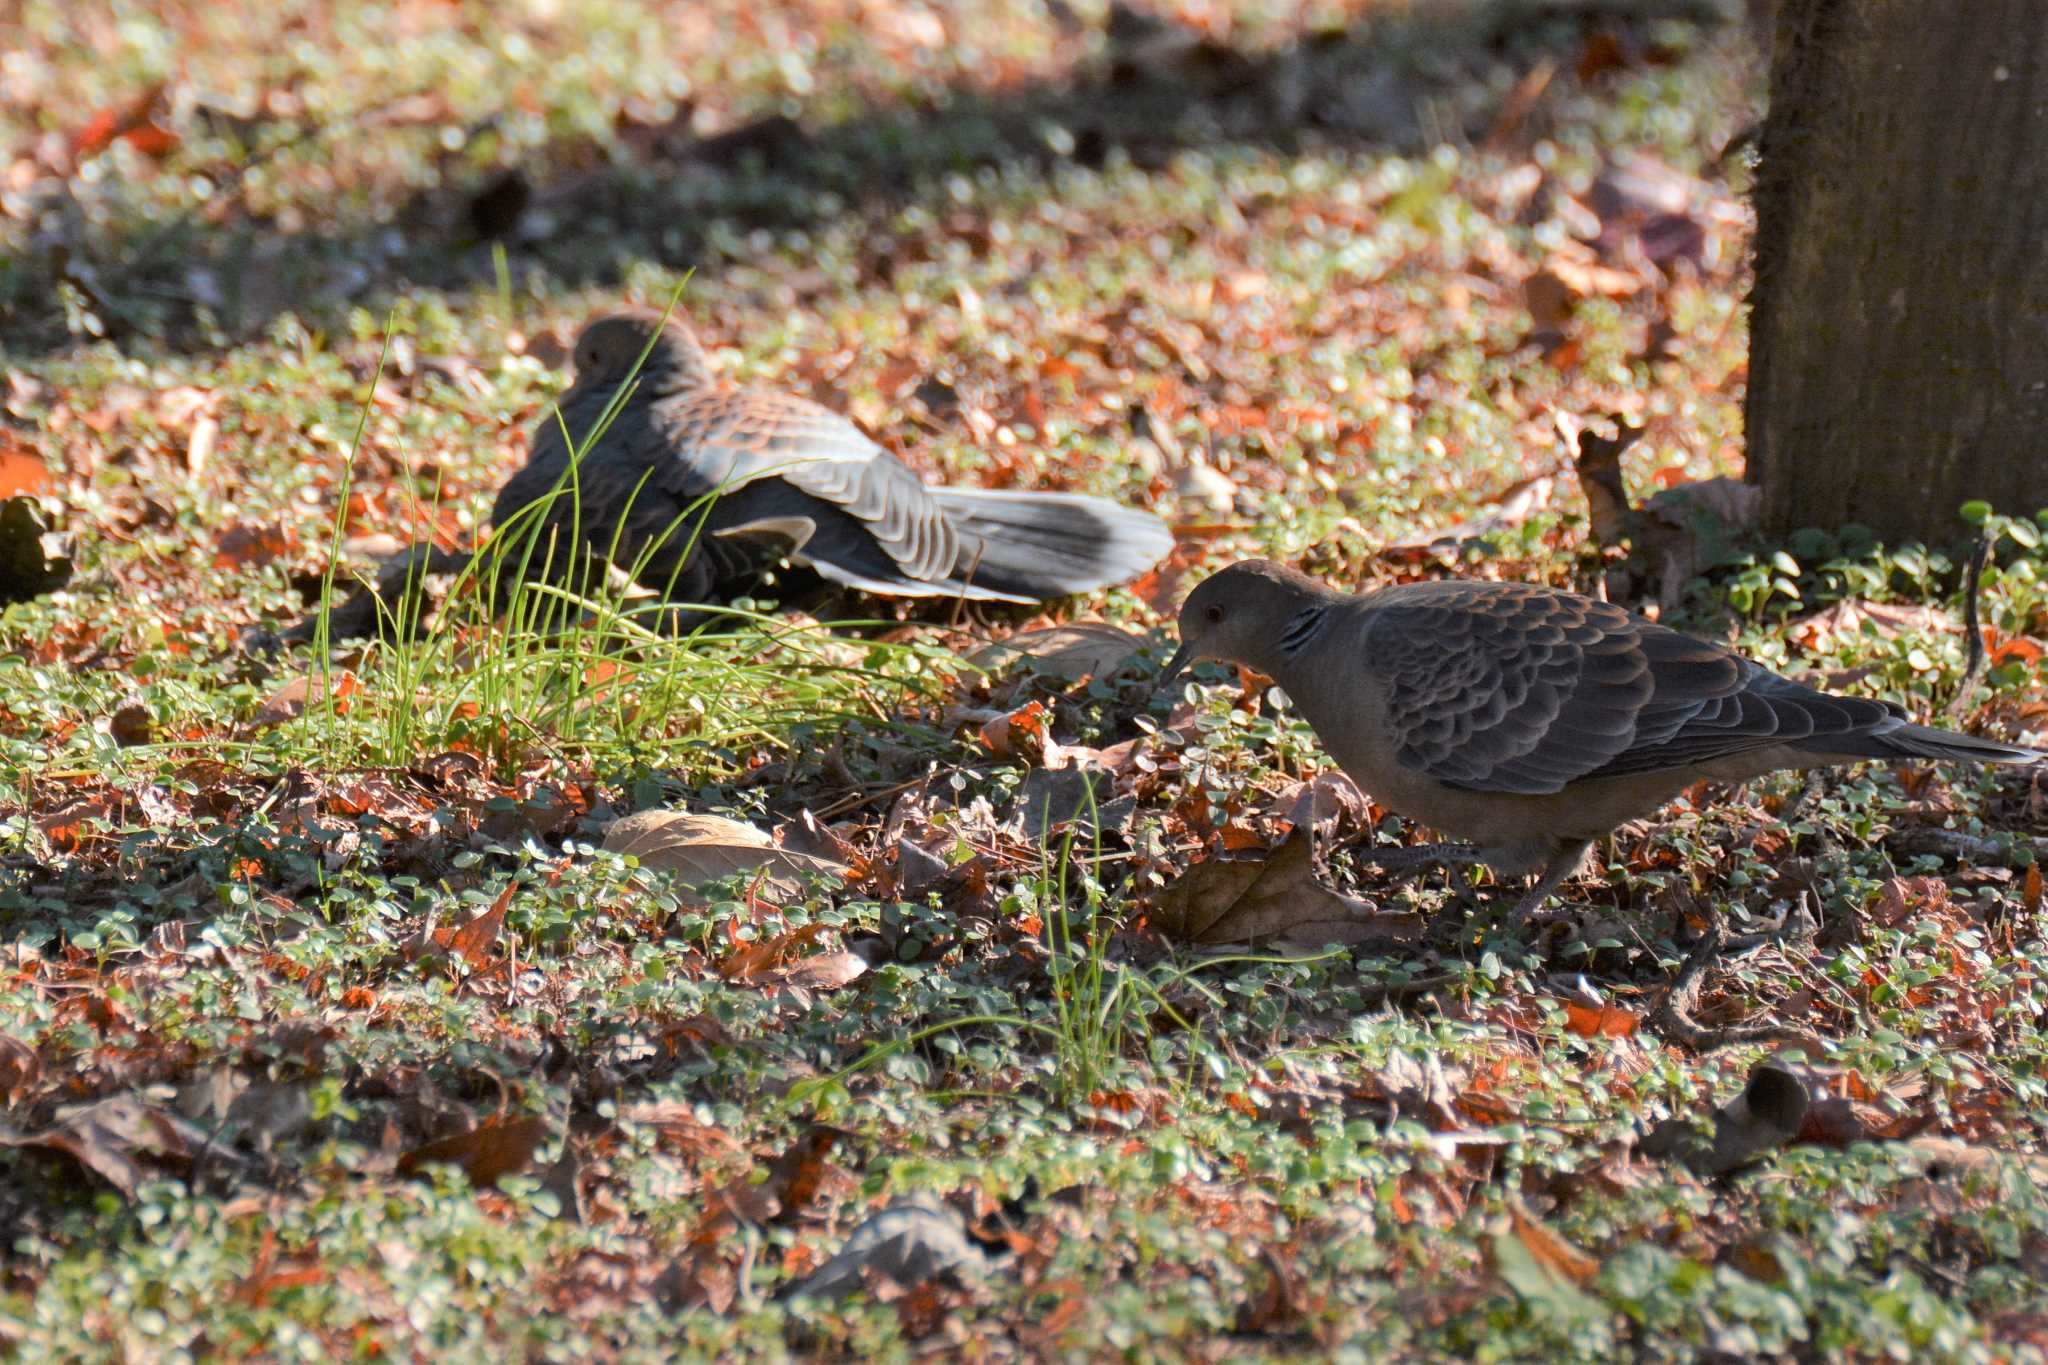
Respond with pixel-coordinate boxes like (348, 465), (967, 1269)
(1746, 0), (2048, 543)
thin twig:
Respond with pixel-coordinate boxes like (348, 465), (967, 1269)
(1647, 913), (1827, 1054)
(1943, 530), (1993, 718)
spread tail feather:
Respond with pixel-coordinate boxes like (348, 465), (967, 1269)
(929, 488), (1173, 599)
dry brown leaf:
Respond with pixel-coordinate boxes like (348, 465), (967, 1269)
(250, 671), (362, 728)
(603, 810), (846, 906)
(979, 700), (1056, 765)
(438, 883), (514, 969)
(1792, 598), (1961, 654)
(968, 622), (1146, 681)
(0, 433), (54, 498)
(397, 1114), (550, 1189)
(1507, 1199), (1601, 1287)
(716, 924), (867, 992)
(1561, 1000), (1640, 1039)
(1488, 1198), (1606, 1317)
(1267, 772), (1369, 842)
(620, 1101), (744, 1164)
(776, 950), (870, 990)
(0, 1033), (39, 1100)
(0, 1093), (200, 1199)
(1151, 827), (1424, 946)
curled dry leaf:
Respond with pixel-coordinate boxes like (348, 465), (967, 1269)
(968, 622), (1147, 682)
(603, 809), (846, 906)
(1561, 999), (1640, 1039)
(1151, 826), (1424, 946)
(397, 1113), (550, 1189)
(1270, 772), (1369, 842)
(0, 434), (55, 498)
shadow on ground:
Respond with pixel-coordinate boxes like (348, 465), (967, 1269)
(8, 0), (1732, 355)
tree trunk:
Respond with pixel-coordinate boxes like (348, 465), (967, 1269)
(1745, 0), (2048, 543)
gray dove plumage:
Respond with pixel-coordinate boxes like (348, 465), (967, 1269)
(1161, 559), (2043, 921)
(490, 309), (1173, 624)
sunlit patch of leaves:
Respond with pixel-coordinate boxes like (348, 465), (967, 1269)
(3, 1), (2047, 1358)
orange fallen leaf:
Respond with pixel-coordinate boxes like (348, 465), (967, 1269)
(980, 699), (1054, 763)
(0, 434), (53, 497)
(398, 1114), (549, 1189)
(1507, 1199), (1600, 1286)
(437, 883), (514, 969)
(1562, 1000), (1639, 1039)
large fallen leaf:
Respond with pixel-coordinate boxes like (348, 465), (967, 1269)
(1267, 772), (1370, 841)
(1151, 827), (1423, 946)
(604, 810), (846, 906)
(968, 622), (1146, 681)
(398, 1114), (550, 1189)
(775, 950), (869, 990)
(0, 1093), (204, 1198)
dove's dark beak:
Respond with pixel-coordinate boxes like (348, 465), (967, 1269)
(1156, 642), (1194, 695)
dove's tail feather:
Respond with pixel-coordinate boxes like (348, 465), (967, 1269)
(1797, 715), (2044, 766)
(929, 489), (1174, 599)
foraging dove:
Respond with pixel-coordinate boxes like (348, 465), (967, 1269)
(1160, 559), (2043, 921)
(490, 308), (1173, 625)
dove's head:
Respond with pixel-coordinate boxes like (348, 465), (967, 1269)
(1158, 558), (1334, 691)
(571, 308), (713, 394)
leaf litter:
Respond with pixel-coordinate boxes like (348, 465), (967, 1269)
(2, 2), (2047, 1358)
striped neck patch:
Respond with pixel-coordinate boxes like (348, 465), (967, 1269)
(1278, 604), (1329, 657)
